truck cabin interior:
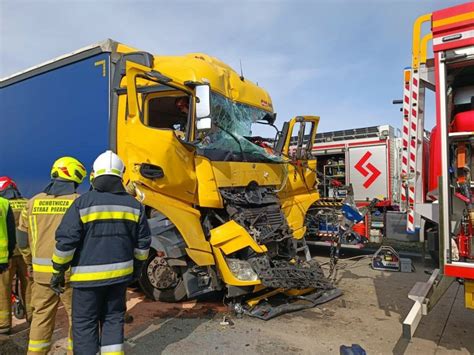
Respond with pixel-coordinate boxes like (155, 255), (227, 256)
(140, 81), (282, 163)
(146, 94), (190, 140)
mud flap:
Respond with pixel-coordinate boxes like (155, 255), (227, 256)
(245, 288), (343, 320)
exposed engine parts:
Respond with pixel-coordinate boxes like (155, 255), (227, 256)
(248, 257), (332, 290)
(220, 182), (333, 291)
(220, 183), (293, 249)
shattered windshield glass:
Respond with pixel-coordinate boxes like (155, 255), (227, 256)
(196, 92), (283, 162)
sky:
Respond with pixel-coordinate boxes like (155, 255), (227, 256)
(0, 0), (468, 136)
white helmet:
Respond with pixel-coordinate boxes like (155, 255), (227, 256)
(92, 150), (125, 179)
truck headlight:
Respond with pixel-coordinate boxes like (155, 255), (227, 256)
(226, 258), (258, 281)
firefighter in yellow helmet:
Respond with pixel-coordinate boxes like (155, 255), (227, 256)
(0, 177), (31, 334)
(17, 157), (86, 354)
(0, 196), (16, 333)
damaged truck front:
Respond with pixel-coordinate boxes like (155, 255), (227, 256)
(1, 40), (338, 314)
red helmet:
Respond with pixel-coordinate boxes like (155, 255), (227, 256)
(0, 176), (18, 192)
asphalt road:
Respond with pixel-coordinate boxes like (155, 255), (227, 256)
(2, 252), (474, 354)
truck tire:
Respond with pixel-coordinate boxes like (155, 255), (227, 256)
(139, 251), (187, 302)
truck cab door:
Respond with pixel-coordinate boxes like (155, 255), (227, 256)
(277, 116), (319, 194)
(117, 61), (198, 204)
(276, 116), (320, 238)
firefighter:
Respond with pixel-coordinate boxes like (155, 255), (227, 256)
(17, 157), (86, 354)
(0, 196), (16, 333)
(51, 150), (151, 354)
(0, 177), (32, 330)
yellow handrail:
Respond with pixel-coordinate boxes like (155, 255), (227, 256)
(419, 33), (433, 66)
(412, 13), (432, 69)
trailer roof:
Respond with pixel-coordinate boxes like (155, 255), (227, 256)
(0, 39), (118, 88)
(315, 125), (395, 143)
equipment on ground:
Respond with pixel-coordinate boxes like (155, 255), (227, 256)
(0, 41), (337, 316)
(371, 246), (401, 272)
(10, 275), (26, 320)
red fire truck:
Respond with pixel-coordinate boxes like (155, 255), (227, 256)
(307, 125), (405, 248)
(400, 2), (474, 338)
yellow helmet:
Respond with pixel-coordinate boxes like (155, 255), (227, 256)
(51, 157), (87, 184)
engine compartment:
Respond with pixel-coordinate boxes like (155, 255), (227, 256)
(218, 182), (331, 290)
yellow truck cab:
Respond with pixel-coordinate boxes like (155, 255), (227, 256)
(1, 39), (337, 314)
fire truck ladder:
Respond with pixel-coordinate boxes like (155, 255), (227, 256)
(400, 13), (433, 234)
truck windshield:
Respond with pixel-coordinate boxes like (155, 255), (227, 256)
(197, 92), (283, 162)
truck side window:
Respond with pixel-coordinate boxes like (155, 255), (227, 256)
(289, 121), (315, 159)
(145, 96), (190, 139)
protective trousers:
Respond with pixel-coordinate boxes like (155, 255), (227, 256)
(0, 255), (32, 332)
(72, 282), (127, 355)
(28, 282), (73, 354)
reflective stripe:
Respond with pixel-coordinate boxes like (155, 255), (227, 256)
(67, 338), (73, 350)
(134, 248), (149, 261)
(79, 205), (139, 217)
(52, 247), (75, 264)
(95, 168), (122, 176)
(29, 215), (38, 256)
(28, 339), (51, 351)
(33, 264), (54, 273)
(79, 205), (139, 224)
(33, 257), (53, 273)
(101, 344), (124, 352)
(81, 211), (139, 224)
(70, 260), (133, 282)
(33, 257), (52, 265)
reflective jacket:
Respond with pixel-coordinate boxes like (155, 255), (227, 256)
(0, 197), (16, 264)
(53, 189), (151, 288)
(18, 192), (79, 283)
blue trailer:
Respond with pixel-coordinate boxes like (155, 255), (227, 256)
(1, 40), (119, 196)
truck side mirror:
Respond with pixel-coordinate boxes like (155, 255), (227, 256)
(195, 84), (212, 131)
(195, 85), (211, 119)
(196, 117), (212, 131)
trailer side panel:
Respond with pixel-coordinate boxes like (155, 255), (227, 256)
(0, 53), (110, 196)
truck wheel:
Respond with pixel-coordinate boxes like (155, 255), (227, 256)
(139, 252), (187, 302)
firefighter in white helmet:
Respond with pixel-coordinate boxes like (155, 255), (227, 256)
(51, 150), (151, 354)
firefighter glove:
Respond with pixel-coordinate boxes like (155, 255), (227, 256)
(50, 271), (66, 295)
